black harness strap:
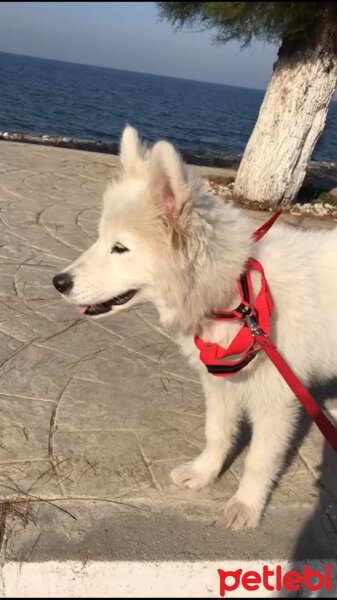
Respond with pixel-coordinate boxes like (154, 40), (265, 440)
(206, 352), (257, 375)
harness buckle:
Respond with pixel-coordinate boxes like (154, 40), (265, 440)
(245, 311), (266, 337)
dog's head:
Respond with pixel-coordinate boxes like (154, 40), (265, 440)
(53, 127), (197, 321)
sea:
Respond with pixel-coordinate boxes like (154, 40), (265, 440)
(0, 52), (336, 162)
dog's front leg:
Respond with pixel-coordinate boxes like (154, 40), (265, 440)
(171, 377), (240, 490)
(223, 390), (298, 530)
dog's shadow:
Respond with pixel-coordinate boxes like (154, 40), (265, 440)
(219, 378), (337, 565)
(218, 420), (252, 477)
(287, 379), (337, 597)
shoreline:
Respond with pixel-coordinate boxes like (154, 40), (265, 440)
(1, 130), (336, 172)
(0, 130), (242, 169)
(1, 129), (336, 174)
(1, 130), (336, 217)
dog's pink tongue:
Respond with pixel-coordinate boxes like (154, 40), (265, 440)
(76, 305), (88, 314)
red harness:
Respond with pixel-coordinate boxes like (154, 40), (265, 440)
(195, 210), (337, 453)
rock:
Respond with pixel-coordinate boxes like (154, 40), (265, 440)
(312, 204), (327, 216)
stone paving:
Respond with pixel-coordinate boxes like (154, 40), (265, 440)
(0, 141), (336, 567)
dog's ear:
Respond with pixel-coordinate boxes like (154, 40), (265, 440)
(120, 126), (145, 178)
(149, 141), (190, 223)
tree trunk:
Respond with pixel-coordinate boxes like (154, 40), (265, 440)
(233, 43), (337, 206)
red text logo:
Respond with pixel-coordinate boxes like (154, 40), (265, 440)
(218, 564), (332, 596)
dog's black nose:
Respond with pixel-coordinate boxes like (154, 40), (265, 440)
(53, 272), (73, 294)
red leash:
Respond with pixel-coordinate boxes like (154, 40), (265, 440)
(195, 210), (337, 453)
(252, 209), (282, 242)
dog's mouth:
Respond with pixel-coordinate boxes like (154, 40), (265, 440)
(76, 289), (138, 316)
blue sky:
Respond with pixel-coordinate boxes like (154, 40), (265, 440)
(0, 2), (277, 89)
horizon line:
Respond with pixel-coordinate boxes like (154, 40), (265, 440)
(0, 49), (267, 93)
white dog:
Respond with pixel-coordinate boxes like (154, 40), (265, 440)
(53, 127), (337, 529)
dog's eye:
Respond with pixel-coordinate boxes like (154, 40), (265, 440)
(111, 242), (129, 254)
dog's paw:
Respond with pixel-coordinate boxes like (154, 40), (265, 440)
(223, 495), (260, 530)
(170, 462), (214, 490)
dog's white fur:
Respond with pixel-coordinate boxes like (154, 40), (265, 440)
(59, 127), (337, 529)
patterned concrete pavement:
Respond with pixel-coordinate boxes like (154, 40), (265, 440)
(0, 141), (336, 576)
